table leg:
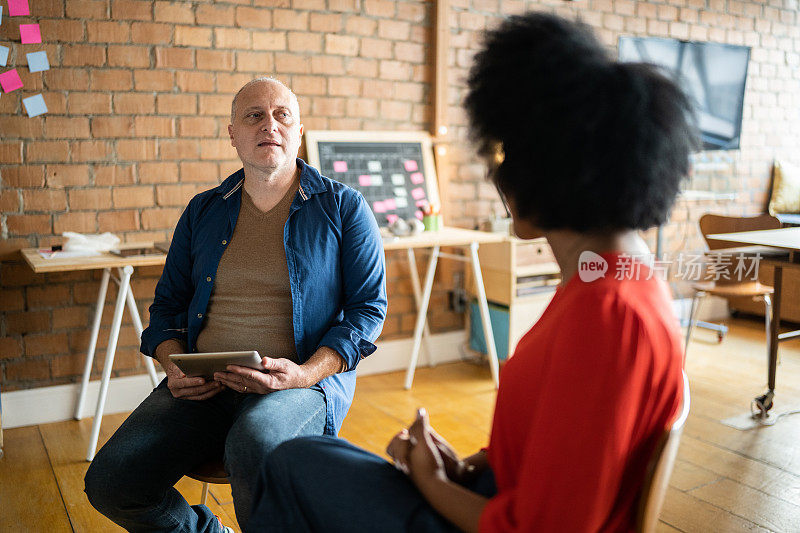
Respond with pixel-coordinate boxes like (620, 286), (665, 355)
(86, 265), (133, 462)
(74, 268), (111, 420)
(123, 274), (159, 387)
(406, 248), (436, 367)
(469, 243), (500, 388)
(767, 266), (782, 392)
(405, 246), (440, 390)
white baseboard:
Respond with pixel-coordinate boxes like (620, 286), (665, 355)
(1, 331), (467, 429)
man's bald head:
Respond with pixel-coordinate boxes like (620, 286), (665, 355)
(230, 77), (300, 124)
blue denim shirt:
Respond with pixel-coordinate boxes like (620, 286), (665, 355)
(140, 159), (387, 435)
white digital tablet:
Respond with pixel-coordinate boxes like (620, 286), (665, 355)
(169, 351), (264, 378)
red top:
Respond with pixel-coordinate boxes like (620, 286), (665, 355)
(480, 253), (683, 532)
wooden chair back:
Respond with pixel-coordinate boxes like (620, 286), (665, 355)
(699, 214), (781, 250)
(636, 371), (691, 533)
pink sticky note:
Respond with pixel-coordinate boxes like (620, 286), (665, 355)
(358, 175), (372, 186)
(411, 187), (426, 200)
(372, 201), (386, 213)
(8, 0), (30, 16)
(333, 161), (348, 173)
(415, 200), (428, 207)
(0, 69), (23, 93)
(384, 198), (397, 210)
(386, 214), (399, 224)
(410, 172), (424, 184)
(20, 24), (42, 44)
(415, 210), (424, 220)
(404, 160), (418, 172)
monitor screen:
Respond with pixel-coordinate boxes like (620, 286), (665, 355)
(618, 36), (750, 151)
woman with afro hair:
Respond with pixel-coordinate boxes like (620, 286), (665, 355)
(247, 12), (694, 533)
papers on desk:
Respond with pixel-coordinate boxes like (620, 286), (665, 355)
(38, 249), (100, 260)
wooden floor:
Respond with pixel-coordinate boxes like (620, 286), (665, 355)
(2, 317), (800, 532)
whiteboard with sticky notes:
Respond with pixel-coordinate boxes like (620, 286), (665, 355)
(305, 130), (441, 228)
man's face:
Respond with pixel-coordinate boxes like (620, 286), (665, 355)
(228, 81), (304, 175)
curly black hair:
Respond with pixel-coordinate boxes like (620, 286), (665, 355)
(464, 13), (699, 232)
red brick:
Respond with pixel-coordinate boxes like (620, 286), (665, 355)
(345, 58), (378, 77)
(292, 75), (326, 95)
(26, 285), (70, 308)
(288, 32), (323, 53)
(62, 44), (106, 67)
(141, 208), (182, 230)
(325, 34), (359, 56)
(131, 22), (172, 44)
(2, 116), (42, 139)
(180, 162), (219, 182)
(39, 19), (84, 42)
(345, 17), (377, 36)
(197, 4), (235, 25)
(395, 42), (426, 64)
(44, 69), (89, 90)
(311, 56), (344, 75)
(154, 1), (194, 24)
(310, 13), (342, 33)
(217, 73), (254, 94)
(44, 117), (91, 140)
(0, 263), (40, 288)
(156, 94), (198, 115)
(197, 50), (235, 70)
(178, 117), (218, 138)
(397, 2), (427, 22)
(6, 214), (50, 236)
(5, 359), (51, 381)
(92, 117), (135, 138)
(1, 166), (44, 188)
(138, 162), (179, 183)
(0, 337), (22, 359)
(273, 9), (307, 30)
(253, 32), (287, 51)
(26, 142), (70, 163)
(72, 141), (113, 163)
(198, 140), (235, 161)
(175, 26), (213, 48)
(91, 70), (134, 91)
(68, 92), (112, 114)
(328, 0), (359, 11)
(54, 212), (97, 234)
(66, 0), (108, 19)
(112, 0), (152, 20)
(6, 310), (51, 334)
(199, 95), (232, 116)
(0, 288), (25, 311)
(94, 165), (136, 185)
(176, 71), (216, 93)
(312, 97), (346, 117)
(21, 190), (67, 212)
(155, 47), (195, 69)
(108, 45), (151, 68)
(113, 186), (155, 208)
(35, 0), (65, 17)
(117, 140), (158, 161)
(365, 0), (395, 17)
(87, 21), (131, 43)
(215, 28), (252, 49)
(236, 6), (272, 29)
(135, 116), (175, 138)
(98, 210), (140, 232)
(51, 354), (84, 378)
(156, 184), (202, 206)
(114, 93), (156, 114)
(328, 77), (361, 96)
(160, 139), (201, 160)
(346, 98), (378, 118)
(379, 60), (412, 81)
(134, 69), (175, 91)
(380, 100), (412, 121)
(1, 142), (24, 163)
(0, 190), (21, 212)
(274, 53), (311, 74)
(294, 0), (325, 9)
(52, 306), (90, 329)
(236, 51), (275, 73)
(69, 189), (112, 210)
(378, 20), (411, 41)
(360, 38), (392, 59)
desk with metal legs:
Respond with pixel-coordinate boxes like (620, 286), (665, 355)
(21, 246), (166, 460)
(383, 227), (506, 389)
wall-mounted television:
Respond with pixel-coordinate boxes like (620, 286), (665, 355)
(618, 36), (750, 151)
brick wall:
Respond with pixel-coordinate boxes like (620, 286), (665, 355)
(2, 0), (799, 390)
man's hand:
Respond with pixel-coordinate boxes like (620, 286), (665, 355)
(154, 339), (224, 400)
(214, 357), (310, 394)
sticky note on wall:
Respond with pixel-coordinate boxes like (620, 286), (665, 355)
(26, 51), (50, 72)
(404, 160), (418, 172)
(8, 0), (29, 17)
(0, 46), (9, 67)
(22, 94), (47, 117)
(0, 69), (23, 93)
(333, 161), (348, 173)
(20, 24), (41, 44)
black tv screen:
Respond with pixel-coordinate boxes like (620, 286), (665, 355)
(618, 36), (750, 151)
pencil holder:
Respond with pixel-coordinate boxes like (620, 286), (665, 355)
(422, 214), (441, 231)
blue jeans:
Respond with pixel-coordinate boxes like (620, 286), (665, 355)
(84, 379), (326, 532)
(246, 436), (497, 533)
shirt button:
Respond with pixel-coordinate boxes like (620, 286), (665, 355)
(206, 276), (212, 282)
(221, 239), (227, 245)
(197, 313), (203, 319)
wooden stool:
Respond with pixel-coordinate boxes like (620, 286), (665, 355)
(186, 459), (229, 505)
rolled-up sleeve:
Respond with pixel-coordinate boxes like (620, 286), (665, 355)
(317, 192), (387, 371)
(140, 204), (195, 357)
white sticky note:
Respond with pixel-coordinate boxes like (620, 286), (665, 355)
(393, 187), (407, 197)
(391, 174), (405, 185)
(395, 197), (408, 208)
(26, 51), (50, 72)
(23, 93), (48, 117)
(0, 46), (9, 67)
(367, 161), (382, 172)
(0, 6), (4, 25)
(370, 175), (383, 186)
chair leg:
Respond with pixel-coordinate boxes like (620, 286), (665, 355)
(763, 294), (775, 365)
(684, 293), (701, 363)
(200, 482), (209, 506)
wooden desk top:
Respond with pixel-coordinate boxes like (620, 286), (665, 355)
(21, 243), (167, 274)
(707, 227), (800, 252)
(381, 226), (506, 251)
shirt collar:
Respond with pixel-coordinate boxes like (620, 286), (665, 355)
(216, 159), (328, 200)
